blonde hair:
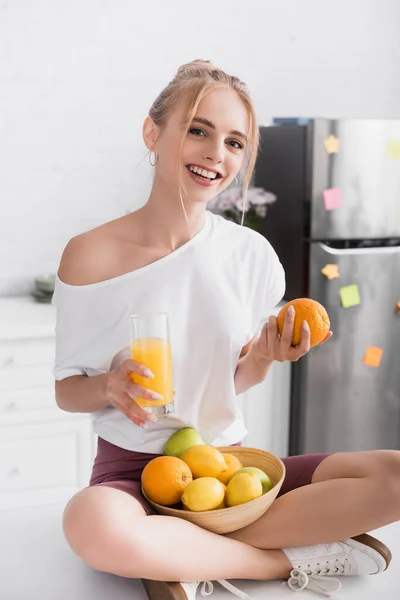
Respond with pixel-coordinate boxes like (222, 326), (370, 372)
(148, 60), (260, 226)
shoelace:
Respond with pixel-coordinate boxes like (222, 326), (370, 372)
(285, 558), (353, 599)
(191, 556), (351, 600)
(198, 579), (254, 599)
(286, 569), (342, 599)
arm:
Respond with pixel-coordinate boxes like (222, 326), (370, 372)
(55, 373), (111, 413)
(55, 233), (115, 413)
(234, 309), (317, 395)
(234, 346), (274, 395)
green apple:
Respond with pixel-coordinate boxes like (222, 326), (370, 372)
(163, 427), (205, 458)
(233, 467), (273, 494)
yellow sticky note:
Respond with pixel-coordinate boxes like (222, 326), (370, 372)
(363, 346), (383, 368)
(386, 140), (400, 160)
(340, 284), (360, 308)
(321, 264), (340, 280)
(324, 134), (340, 154)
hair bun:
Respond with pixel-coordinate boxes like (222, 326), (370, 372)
(175, 59), (216, 79)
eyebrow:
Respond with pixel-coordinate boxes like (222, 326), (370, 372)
(191, 116), (248, 143)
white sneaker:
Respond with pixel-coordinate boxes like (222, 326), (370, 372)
(282, 533), (392, 598)
(142, 578), (253, 600)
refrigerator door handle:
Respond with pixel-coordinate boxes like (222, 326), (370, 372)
(318, 242), (400, 256)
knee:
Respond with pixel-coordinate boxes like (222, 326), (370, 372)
(62, 487), (146, 574)
(371, 450), (400, 516)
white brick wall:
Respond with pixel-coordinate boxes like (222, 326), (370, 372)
(1, 0), (400, 295)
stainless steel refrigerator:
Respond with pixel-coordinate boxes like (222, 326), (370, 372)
(254, 118), (400, 455)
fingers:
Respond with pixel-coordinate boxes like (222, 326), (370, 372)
(117, 394), (157, 428)
(320, 331), (333, 345)
(280, 306), (295, 348)
(281, 306), (310, 361)
(266, 315), (280, 356)
(123, 379), (163, 403)
(107, 360), (162, 428)
(121, 359), (154, 380)
(297, 320), (311, 355)
(266, 315), (279, 341)
(121, 360), (164, 402)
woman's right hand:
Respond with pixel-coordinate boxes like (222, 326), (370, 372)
(105, 359), (162, 428)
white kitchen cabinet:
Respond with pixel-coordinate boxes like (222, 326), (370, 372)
(0, 297), (94, 510)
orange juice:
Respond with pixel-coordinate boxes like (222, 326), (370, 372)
(130, 337), (174, 407)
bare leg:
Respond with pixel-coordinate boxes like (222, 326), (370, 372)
(227, 450), (400, 549)
(63, 485), (291, 582)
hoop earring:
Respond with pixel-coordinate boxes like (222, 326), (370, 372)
(149, 151), (159, 166)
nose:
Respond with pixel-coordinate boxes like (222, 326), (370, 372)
(202, 139), (224, 164)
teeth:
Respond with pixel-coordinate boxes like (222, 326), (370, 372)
(189, 165), (218, 180)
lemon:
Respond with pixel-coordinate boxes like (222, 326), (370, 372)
(216, 453), (243, 485)
(225, 472), (263, 507)
(233, 467), (273, 494)
(180, 445), (227, 479)
(181, 477), (226, 511)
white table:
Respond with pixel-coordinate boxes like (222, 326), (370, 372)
(1, 502), (398, 600)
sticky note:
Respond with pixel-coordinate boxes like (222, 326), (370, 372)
(386, 140), (400, 160)
(363, 346), (383, 368)
(323, 188), (343, 211)
(324, 134), (340, 154)
(340, 284), (360, 308)
(321, 264), (340, 280)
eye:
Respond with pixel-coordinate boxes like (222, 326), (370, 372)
(228, 139), (244, 150)
(189, 127), (206, 137)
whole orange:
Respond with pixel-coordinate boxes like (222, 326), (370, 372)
(276, 298), (330, 347)
(141, 456), (192, 506)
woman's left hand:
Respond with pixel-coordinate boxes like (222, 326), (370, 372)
(250, 307), (333, 364)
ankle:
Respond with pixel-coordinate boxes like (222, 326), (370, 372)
(263, 549), (292, 580)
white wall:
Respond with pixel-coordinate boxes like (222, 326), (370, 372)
(1, 0), (400, 295)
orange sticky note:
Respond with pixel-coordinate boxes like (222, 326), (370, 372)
(321, 264), (340, 280)
(363, 346), (383, 368)
(323, 188), (343, 211)
(324, 135), (340, 154)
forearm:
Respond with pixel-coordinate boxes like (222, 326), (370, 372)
(55, 372), (111, 413)
(234, 350), (274, 395)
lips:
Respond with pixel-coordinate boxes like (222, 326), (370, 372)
(186, 164), (223, 179)
(186, 165), (221, 187)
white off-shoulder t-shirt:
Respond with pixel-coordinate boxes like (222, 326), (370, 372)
(52, 211), (285, 453)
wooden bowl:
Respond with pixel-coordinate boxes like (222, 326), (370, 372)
(142, 446), (286, 534)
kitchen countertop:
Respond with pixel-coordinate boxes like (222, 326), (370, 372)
(1, 501), (398, 600)
(0, 296), (56, 340)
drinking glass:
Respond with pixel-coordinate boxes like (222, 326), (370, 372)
(128, 312), (175, 416)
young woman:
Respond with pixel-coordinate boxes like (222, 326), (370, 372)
(54, 60), (399, 600)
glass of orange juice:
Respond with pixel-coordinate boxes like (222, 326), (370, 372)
(128, 313), (175, 416)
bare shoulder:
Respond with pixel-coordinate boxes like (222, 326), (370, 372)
(58, 212), (139, 286)
(57, 228), (113, 286)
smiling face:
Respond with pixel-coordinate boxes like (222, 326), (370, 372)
(147, 86), (250, 205)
